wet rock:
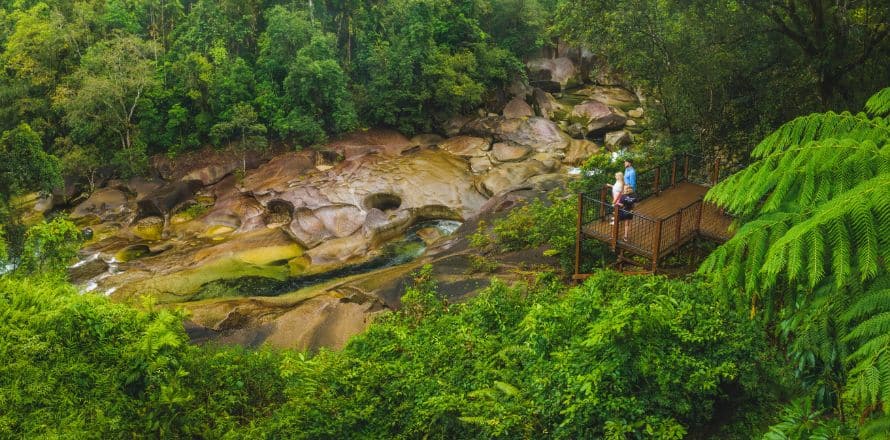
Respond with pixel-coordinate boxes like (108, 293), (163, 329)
(125, 177), (163, 201)
(70, 188), (130, 223)
(526, 57), (579, 92)
(328, 128), (415, 158)
(470, 156), (494, 173)
(416, 227), (444, 245)
(564, 139), (601, 165)
(442, 114), (474, 137)
(68, 256), (109, 283)
(491, 142), (532, 162)
(479, 159), (556, 196)
(132, 216), (164, 241)
(439, 136), (490, 157)
(576, 85), (639, 110)
(533, 88), (568, 120)
(305, 232), (371, 267)
(605, 130), (632, 148)
(502, 97), (534, 119)
(570, 100), (627, 133)
(411, 133), (443, 147)
(507, 79), (533, 98)
(463, 116), (571, 154)
(137, 180), (202, 219)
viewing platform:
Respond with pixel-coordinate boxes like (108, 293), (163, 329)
(573, 153), (741, 279)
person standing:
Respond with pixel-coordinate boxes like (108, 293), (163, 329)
(623, 159), (636, 193)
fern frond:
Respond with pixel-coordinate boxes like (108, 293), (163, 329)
(761, 174), (890, 290)
(860, 415), (890, 440)
(865, 87), (890, 117)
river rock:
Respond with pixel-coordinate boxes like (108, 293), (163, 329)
(124, 177), (163, 201)
(439, 136), (490, 157)
(442, 115), (474, 137)
(491, 142), (531, 162)
(305, 232), (370, 267)
(564, 139), (600, 165)
(70, 188), (130, 223)
(137, 180), (203, 218)
(328, 128), (415, 158)
(533, 88), (568, 120)
(469, 156), (493, 173)
(605, 130), (632, 148)
(240, 151), (318, 198)
(502, 97), (534, 119)
(479, 159), (556, 196)
(571, 101), (627, 133)
(577, 85), (639, 110)
(132, 216), (164, 241)
(411, 133), (443, 147)
(463, 116), (571, 154)
(526, 57), (579, 92)
(507, 79), (533, 98)
(151, 147), (267, 182)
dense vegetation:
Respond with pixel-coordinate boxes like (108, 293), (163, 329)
(0, 269), (782, 438)
(1, 0), (888, 438)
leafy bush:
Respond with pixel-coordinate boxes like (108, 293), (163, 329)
(0, 276), (287, 438)
(253, 271), (782, 438)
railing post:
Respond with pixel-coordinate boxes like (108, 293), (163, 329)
(671, 156), (678, 187)
(695, 199), (704, 233)
(652, 219), (664, 272)
(653, 167), (661, 195)
(599, 185), (607, 219)
(675, 208), (683, 242)
(574, 193), (584, 280)
(611, 204), (619, 250)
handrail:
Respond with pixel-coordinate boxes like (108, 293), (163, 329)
(575, 150), (745, 276)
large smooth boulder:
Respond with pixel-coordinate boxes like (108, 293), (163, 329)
(533, 88), (568, 120)
(438, 136), (490, 157)
(502, 97), (534, 119)
(462, 116), (571, 154)
(577, 85), (639, 110)
(604, 130), (632, 148)
(70, 188), (130, 223)
(137, 180), (203, 218)
(479, 158), (557, 196)
(151, 147), (267, 182)
(571, 101), (627, 133)
(526, 57), (579, 92)
(491, 142), (531, 162)
(563, 139), (600, 165)
(328, 128), (415, 158)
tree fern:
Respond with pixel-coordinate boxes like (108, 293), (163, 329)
(700, 87), (890, 432)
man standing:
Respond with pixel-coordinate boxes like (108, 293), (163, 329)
(623, 159), (636, 193)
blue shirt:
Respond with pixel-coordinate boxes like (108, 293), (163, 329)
(624, 166), (636, 190)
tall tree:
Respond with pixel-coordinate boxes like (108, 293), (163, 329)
(54, 34), (159, 159)
(745, 0), (890, 107)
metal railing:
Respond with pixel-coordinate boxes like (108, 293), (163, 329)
(575, 151), (743, 275)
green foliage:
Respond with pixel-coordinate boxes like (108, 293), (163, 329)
(54, 33), (160, 159)
(254, 271), (780, 438)
(700, 88), (890, 435)
(480, 190), (606, 273)
(0, 123), (62, 194)
(19, 217), (82, 275)
(0, 275), (287, 437)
